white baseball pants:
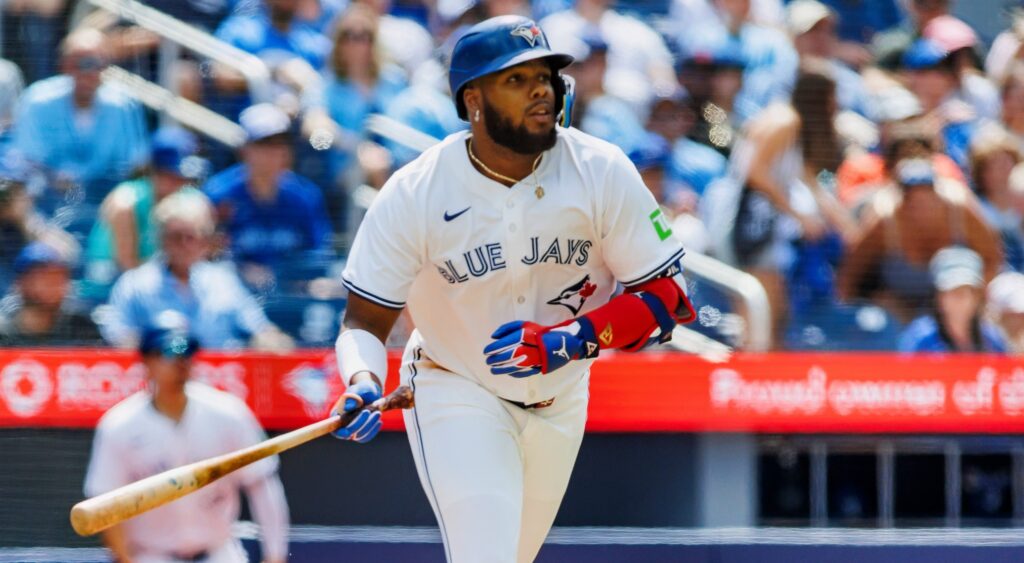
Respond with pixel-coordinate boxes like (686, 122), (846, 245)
(401, 347), (588, 563)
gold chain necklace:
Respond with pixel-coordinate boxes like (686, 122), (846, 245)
(468, 138), (545, 199)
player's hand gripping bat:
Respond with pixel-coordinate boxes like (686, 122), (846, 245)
(70, 385), (414, 537)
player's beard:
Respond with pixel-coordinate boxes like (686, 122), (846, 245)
(483, 103), (557, 155)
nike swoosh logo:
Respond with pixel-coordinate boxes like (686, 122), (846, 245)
(443, 207), (471, 222)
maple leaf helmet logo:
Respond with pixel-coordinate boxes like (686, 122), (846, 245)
(547, 274), (597, 315)
(510, 23), (543, 47)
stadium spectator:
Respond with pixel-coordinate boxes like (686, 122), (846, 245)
(631, 128), (710, 254)
(985, 10), (1024, 85)
(836, 105), (967, 212)
(541, 0), (677, 114)
(872, 0), (956, 70)
(205, 103), (333, 291)
(380, 55), (465, 167)
(84, 317), (289, 563)
(140, 0), (236, 32)
(0, 153), (78, 293)
(216, 0), (331, 71)
(13, 28), (149, 204)
(922, 14), (1000, 122)
(785, 0), (870, 117)
(0, 242), (102, 346)
(669, 0), (787, 31)
(1, 0), (68, 83)
(812, 0), (902, 46)
(82, 127), (207, 301)
(1000, 63), (1024, 149)
(987, 271), (1024, 355)
(100, 189), (295, 351)
(672, 0), (799, 124)
(968, 124), (1024, 272)
(295, 0), (348, 34)
(566, 31), (649, 154)
(301, 4), (408, 186)
(897, 246), (1006, 353)
(359, 0), (434, 78)
(899, 38), (980, 176)
(704, 64), (856, 343)
(0, 58), (24, 149)
(676, 34), (746, 158)
(211, 0), (331, 111)
(839, 157), (1001, 323)
(645, 88), (728, 212)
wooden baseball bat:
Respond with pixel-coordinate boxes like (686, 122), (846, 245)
(70, 385), (414, 537)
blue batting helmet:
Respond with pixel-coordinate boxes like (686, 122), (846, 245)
(448, 16), (574, 122)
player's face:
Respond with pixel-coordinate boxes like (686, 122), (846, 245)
(477, 60), (558, 154)
(145, 355), (192, 394)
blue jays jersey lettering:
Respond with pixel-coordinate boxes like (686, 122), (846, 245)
(342, 127), (684, 404)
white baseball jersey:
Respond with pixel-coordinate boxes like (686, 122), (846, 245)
(84, 382), (284, 560)
(342, 127), (684, 403)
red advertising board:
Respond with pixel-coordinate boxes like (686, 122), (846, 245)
(1, 349), (1023, 433)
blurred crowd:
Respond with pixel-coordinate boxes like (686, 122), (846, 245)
(1, 0), (1023, 354)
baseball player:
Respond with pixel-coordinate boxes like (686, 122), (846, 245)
(330, 15), (695, 563)
(84, 314), (289, 563)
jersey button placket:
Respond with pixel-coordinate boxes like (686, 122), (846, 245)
(504, 193), (529, 318)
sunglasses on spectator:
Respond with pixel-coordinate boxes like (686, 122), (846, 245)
(163, 229), (202, 244)
(73, 56), (107, 72)
(340, 29), (374, 43)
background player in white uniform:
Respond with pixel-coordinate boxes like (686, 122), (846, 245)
(84, 314), (289, 563)
(330, 15), (696, 563)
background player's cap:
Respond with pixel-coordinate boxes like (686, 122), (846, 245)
(139, 310), (200, 358)
(929, 246), (984, 292)
(448, 15), (573, 120)
(239, 103), (292, 143)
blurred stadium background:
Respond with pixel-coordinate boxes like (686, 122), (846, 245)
(2, 0), (1024, 560)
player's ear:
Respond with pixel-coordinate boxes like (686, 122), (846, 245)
(463, 84), (481, 119)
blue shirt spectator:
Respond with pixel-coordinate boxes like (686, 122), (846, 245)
(897, 315), (1007, 353)
(0, 58), (24, 151)
(674, 7), (798, 124)
(100, 189), (294, 351)
(204, 164), (332, 265)
(897, 246), (1008, 354)
(669, 138), (727, 198)
(815, 0), (903, 44)
(215, 1), (331, 70)
(103, 258), (273, 350)
(302, 5), (408, 181)
(14, 29), (148, 203)
(205, 104), (333, 284)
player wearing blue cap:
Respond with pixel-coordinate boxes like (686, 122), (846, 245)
(84, 314), (290, 563)
(329, 16), (695, 562)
